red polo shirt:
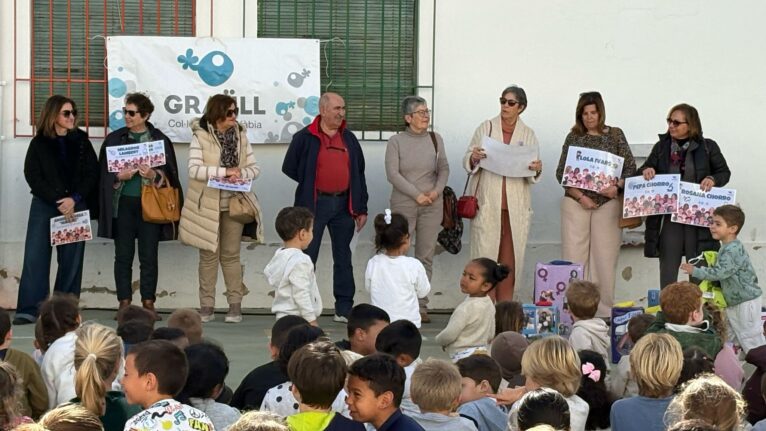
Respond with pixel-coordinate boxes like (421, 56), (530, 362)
(312, 116), (350, 193)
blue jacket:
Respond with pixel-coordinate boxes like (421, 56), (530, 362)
(692, 239), (762, 306)
(282, 116), (368, 215)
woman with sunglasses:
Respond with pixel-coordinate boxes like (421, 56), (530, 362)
(462, 85), (543, 301)
(638, 103), (730, 288)
(384, 96), (450, 323)
(13, 95), (99, 325)
(97, 93), (183, 320)
(555, 92), (636, 318)
(179, 94), (262, 323)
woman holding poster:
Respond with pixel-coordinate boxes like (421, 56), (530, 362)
(179, 94), (263, 323)
(463, 85), (543, 301)
(638, 103), (730, 288)
(555, 92), (636, 318)
(13, 95), (99, 325)
(98, 93), (183, 320)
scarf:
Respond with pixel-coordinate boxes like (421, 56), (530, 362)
(670, 138), (690, 174)
(215, 126), (239, 168)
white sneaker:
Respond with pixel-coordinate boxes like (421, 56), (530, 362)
(333, 314), (348, 323)
(200, 307), (215, 323)
(225, 314), (243, 323)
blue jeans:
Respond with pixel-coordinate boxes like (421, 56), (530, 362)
(15, 197), (86, 321)
(304, 195), (356, 317)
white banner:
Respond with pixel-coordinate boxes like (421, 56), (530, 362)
(560, 146), (624, 193)
(106, 37), (321, 143)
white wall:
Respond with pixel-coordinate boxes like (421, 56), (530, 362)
(1, 1), (765, 311)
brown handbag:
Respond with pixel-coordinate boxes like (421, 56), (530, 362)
(229, 192), (257, 224)
(141, 174), (180, 224)
(618, 192), (643, 229)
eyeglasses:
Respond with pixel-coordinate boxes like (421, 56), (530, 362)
(122, 108), (141, 117)
(409, 109), (431, 117)
(226, 108), (239, 118)
(666, 118), (688, 127)
(499, 98), (520, 107)
(60, 109), (78, 118)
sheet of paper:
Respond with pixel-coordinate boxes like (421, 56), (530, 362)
(560, 146), (624, 193)
(671, 182), (736, 227)
(479, 136), (539, 178)
(105, 140), (166, 172)
(207, 176), (253, 192)
(50, 210), (93, 246)
(623, 174), (680, 217)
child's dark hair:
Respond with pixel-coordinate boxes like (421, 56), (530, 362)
(167, 309), (203, 344)
(495, 301), (524, 336)
(456, 354), (502, 392)
(713, 204), (744, 234)
(116, 305), (155, 328)
(576, 350), (613, 430)
(471, 258), (510, 289)
(271, 315), (309, 350)
(375, 320), (421, 361)
(116, 321), (153, 345)
(177, 341), (229, 404)
(677, 347), (714, 391)
(129, 340), (188, 397)
(373, 211), (409, 252)
(347, 304), (390, 339)
(288, 341), (347, 409)
(517, 388), (570, 431)
(348, 353), (406, 407)
(277, 324), (325, 374)
(0, 307), (10, 341)
(627, 313), (656, 343)
(38, 293), (80, 350)
(150, 327), (187, 342)
(0, 362), (24, 429)
(275, 207), (314, 241)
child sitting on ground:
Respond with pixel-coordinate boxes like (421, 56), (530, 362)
(566, 281), (609, 363)
(666, 374), (746, 431)
(36, 403), (105, 431)
(286, 341), (364, 430)
(436, 258), (508, 360)
(646, 282), (722, 358)
(231, 315), (307, 412)
(335, 304), (390, 358)
(680, 204), (766, 353)
(610, 333), (683, 431)
(229, 411), (289, 431)
(167, 308), (204, 345)
(365, 211), (430, 328)
(490, 331), (528, 390)
(516, 388), (571, 431)
(0, 307), (47, 418)
(608, 313), (654, 399)
(266, 207), (322, 325)
(122, 340), (214, 431)
(456, 354), (507, 431)
(576, 350), (613, 431)
(72, 323), (140, 431)
(0, 362), (34, 428)
(676, 347), (714, 390)
(494, 301), (525, 337)
(408, 359), (477, 430)
(375, 320), (423, 416)
(150, 327), (189, 349)
(116, 305), (156, 355)
(177, 342), (241, 431)
(39, 293), (81, 409)
(345, 353), (424, 430)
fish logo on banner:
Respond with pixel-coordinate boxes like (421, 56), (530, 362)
(177, 48), (234, 86)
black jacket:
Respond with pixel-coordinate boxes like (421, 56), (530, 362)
(638, 133), (730, 258)
(24, 128), (100, 216)
(97, 122), (184, 241)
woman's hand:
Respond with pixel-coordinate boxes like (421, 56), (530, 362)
(137, 164), (156, 179)
(426, 190), (439, 201)
(579, 195), (598, 210)
(416, 193), (433, 206)
(528, 159), (542, 172)
(226, 167), (241, 178)
(599, 185), (619, 199)
(116, 168), (137, 181)
(642, 167), (656, 181)
(470, 147), (486, 165)
(493, 386), (526, 406)
(56, 197), (76, 222)
(700, 176), (715, 192)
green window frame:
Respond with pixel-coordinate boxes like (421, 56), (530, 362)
(258, 0), (418, 137)
(31, 0), (195, 131)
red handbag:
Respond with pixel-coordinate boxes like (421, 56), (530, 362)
(457, 173), (480, 219)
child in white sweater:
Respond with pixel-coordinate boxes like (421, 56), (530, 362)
(435, 258), (508, 360)
(266, 207), (322, 325)
(365, 210), (430, 327)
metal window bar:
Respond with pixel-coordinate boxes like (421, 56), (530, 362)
(13, 0), (196, 138)
(257, 0), (418, 140)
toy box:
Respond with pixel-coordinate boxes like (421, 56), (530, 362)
(610, 306), (644, 364)
(534, 261), (583, 337)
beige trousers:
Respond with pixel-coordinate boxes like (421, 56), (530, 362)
(198, 211), (248, 307)
(560, 197), (621, 317)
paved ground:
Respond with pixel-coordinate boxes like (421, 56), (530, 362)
(9, 309), (453, 389)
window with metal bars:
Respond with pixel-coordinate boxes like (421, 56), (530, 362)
(31, 0), (195, 131)
(258, 0), (417, 137)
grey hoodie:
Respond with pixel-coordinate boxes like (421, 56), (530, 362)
(265, 247), (322, 321)
(407, 411), (477, 431)
(569, 318), (610, 362)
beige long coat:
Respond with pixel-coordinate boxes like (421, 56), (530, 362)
(462, 115), (540, 284)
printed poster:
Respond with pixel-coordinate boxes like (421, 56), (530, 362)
(50, 210), (93, 246)
(623, 174), (680, 217)
(105, 140), (166, 172)
(560, 146), (624, 193)
(672, 182), (736, 227)
(522, 304), (558, 338)
(207, 176), (253, 192)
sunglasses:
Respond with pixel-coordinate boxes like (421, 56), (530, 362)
(122, 108), (141, 117)
(667, 118), (688, 127)
(499, 98), (520, 107)
(226, 108), (239, 118)
(60, 109), (78, 118)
